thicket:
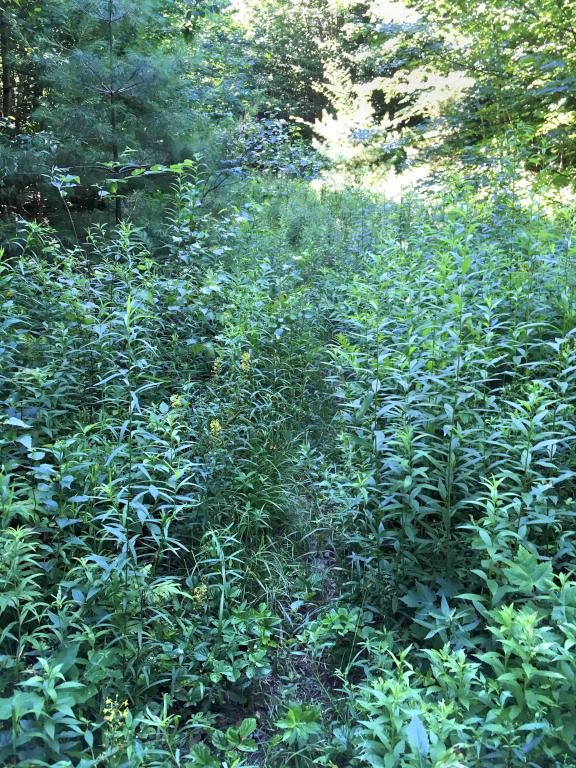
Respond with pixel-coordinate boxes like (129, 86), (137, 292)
(3, 166), (576, 767)
(2, 1), (576, 768)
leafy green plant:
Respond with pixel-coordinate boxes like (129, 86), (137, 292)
(3, 119), (576, 768)
(275, 702), (323, 748)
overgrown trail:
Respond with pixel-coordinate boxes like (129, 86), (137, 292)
(224, 178), (576, 767)
(2, 175), (576, 767)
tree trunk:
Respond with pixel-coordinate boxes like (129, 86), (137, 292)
(108, 0), (122, 224)
(110, 95), (122, 225)
(0, 9), (12, 118)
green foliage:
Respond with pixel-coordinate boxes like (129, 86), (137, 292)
(275, 702), (323, 747)
(309, 183), (576, 766)
(0, 172), (347, 765)
(399, 0), (576, 175)
(3, 9), (576, 759)
(0, 0), (248, 227)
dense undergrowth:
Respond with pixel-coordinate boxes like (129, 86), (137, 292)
(2, 169), (576, 768)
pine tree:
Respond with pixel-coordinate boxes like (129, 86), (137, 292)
(37, 0), (202, 223)
(0, 0), (240, 226)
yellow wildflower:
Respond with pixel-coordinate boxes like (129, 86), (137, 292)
(192, 583), (208, 607)
(209, 418), (222, 435)
(212, 357), (223, 379)
(240, 351), (252, 373)
(103, 695), (130, 727)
